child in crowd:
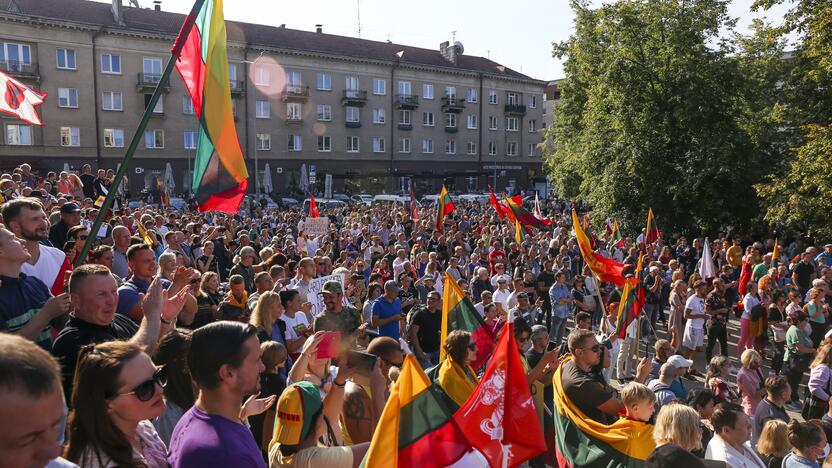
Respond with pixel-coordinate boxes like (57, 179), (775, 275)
(250, 341), (289, 456)
(621, 382), (657, 423)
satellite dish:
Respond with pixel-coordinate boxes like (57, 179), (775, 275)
(453, 41), (464, 55)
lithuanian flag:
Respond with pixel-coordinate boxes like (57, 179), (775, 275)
(135, 220), (155, 247)
(503, 194), (552, 230)
(614, 254), (645, 339)
(174, 0), (248, 213)
(572, 209), (628, 287)
(771, 239), (779, 269)
(611, 219), (625, 248)
(362, 354), (470, 468)
(553, 357), (655, 467)
(440, 273), (496, 372)
(435, 185), (456, 231)
(514, 218), (525, 244)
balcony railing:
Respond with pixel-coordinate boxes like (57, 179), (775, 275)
(395, 94), (420, 109)
(286, 115), (303, 124)
(345, 121), (362, 128)
(0, 60), (39, 80)
(504, 103), (527, 115)
(342, 89), (368, 106)
(137, 73), (171, 91)
(398, 123), (413, 131)
(281, 85), (310, 101)
(444, 126), (458, 133)
(441, 96), (465, 113)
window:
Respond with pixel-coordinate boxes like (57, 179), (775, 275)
(372, 78), (386, 95)
(228, 64), (237, 83)
(143, 57), (162, 80)
(489, 116), (498, 130)
(182, 95), (194, 115)
(60, 127), (80, 147)
(346, 76), (359, 91)
(316, 104), (332, 121)
(529, 95), (537, 108)
(255, 67), (270, 86)
(347, 136), (360, 153)
(399, 138), (411, 154)
(445, 113), (457, 128)
(423, 83), (434, 100)
(445, 86), (457, 99)
(145, 129), (164, 148)
(286, 103), (302, 121)
(467, 89), (478, 103)
(288, 135), (302, 151)
(506, 141), (517, 156)
(399, 110), (411, 125)
(489, 90), (498, 104)
(103, 128), (124, 148)
(467, 115), (477, 129)
(507, 93), (519, 105)
(422, 111), (435, 127)
(316, 73), (331, 91)
(144, 94), (163, 114)
(488, 141), (497, 156)
(372, 108), (385, 124)
(398, 81), (411, 96)
(256, 100), (270, 118)
(1, 42), (31, 69)
(58, 88), (78, 108)
(102, 91), (122, 111)
(528, 143), (536, 157)
(100, 53), (121, 74)
(317, 135), (331, 152)
(184, 131), (198, 150)
(346, 106), (360, 123)
(422, 138), (434, 154)
(529, 119), (536, 132)
(372, 137), (385, 153)
(467, 141), (477, 155)
(445, 140), (456, 154)
(56, 48), (76, 70)
(286, 71), (302, 91)
(256, 133), (271, 150)
(6, 124), (32, 145)
(506, 117), (519, 131)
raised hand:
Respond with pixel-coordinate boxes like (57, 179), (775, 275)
(239, 392), (277, 420)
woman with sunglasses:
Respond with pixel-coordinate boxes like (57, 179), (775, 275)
(64, 225), (90, 265)
(65, 340), (168, 467)
(437, 330), (480, 408)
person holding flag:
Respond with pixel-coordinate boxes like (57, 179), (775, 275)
(435, 185), (456, 232)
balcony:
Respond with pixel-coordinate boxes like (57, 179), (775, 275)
(0, 60), (39, 81)
(341, 89), (368, 106)
(345, 121), (362, 128)
(504, 103), (527, 115)
(281, 85), (310, 102)
(441, 96), (465, 113)
(398, 123), (412, 131)
(229, 80), (245, 94)
(395, 94), (419, 109)
(444, 126), (458, 133)
(137, 73), (170, 92)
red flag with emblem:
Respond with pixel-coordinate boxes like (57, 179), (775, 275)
(309, 194), (320, 218)
(0, 69), (46, 125)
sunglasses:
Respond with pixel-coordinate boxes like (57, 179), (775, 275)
(581, 344), (601, 353)
(467, 343), (477, 351)
(112, 366), (167, 402)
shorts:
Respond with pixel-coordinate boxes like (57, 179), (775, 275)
(682, 326), (704, 350)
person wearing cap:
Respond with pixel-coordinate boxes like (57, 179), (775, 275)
(681, 280), (711, 377)
(49, 201), (81, 250)
(492, 276), (512, 317)
(665, 354), (694, 399)
(269, 379), (370, 467)
(508, 292), (543, 325)
(313, 280), (363, 336)
(371, 280), (403, 340)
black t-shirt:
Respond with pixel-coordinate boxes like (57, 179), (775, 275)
(643, 275), (660, 304)
(52, 313), (139, 401)
(537, 271), (555, 301)
(645, 444), (706, 468)
(561, 359), (614, 424)
(410, 308), (442, 353)
(794, 261), (814, 289)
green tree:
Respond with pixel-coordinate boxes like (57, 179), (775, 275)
(545, 0), (774, 234)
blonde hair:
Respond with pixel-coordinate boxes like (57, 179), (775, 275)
(757, 419), (790, 458)
(811, 343), (832, 369)
(652, 403), (702, 451)
(157, 252), (177, 276)
(250, 291), (280, 336)
(620, 382), (655, 408)
(260, 341), (287, 373)
(741, 348), (763, 370)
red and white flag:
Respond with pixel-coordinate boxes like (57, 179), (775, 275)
(0, 70), (46, 125)
(533, 192), (542, 218)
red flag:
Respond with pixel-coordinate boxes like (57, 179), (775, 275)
(489, 186), (508, 220)
(409, 183), (419, 221)
(308, 194), (320, 218)
(738, 257), (751, 296)
(0, 69), (46, 125)
(454, 322), (546, 467)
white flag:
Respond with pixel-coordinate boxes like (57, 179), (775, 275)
(0, 70), (46, 125)
(699, 237), (717, 280)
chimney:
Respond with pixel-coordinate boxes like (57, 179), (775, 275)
(315, 24), (323, 34)
(439, 40), (457, 65)
(111, 0), (124, 25)
(153, 0), (161, 11)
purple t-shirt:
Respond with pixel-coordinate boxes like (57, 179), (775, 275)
(167, 406), (266, 468)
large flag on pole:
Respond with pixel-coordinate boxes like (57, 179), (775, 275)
(503, 194), (552, 229)
(699, 237), (717, 281)
(0, 70), (46, 125)
(571, 209), (628, 287)
(614, 253), (646, 339)
(553, 357), (655, 467)
(308, 193), (320, 218)
(436, 185), (456, 231)
(454, 322), (547, 467)
(361, 354), (470, 468)
(489, 186), (508, 220)
(174, 0), (249, 213)
(440, 273), (495, 372)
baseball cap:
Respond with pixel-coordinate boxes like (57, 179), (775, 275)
(60, 202), (81, 214)
(667, 355), (694, 369)
(517, 292), (529, 300)
(321, 280), (343, 295)
(273, 381), (323, 445)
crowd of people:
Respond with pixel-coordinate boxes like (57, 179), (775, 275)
(2, 162), (832, 468)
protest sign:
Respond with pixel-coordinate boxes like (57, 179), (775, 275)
(304, 216), (330, 237)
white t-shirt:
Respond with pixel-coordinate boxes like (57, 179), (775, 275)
(493, 288), (511, 312)
(21, 245), (66, 290)
(281, 312), (311, 342)
(742, 294), (760, 320)
(684, 294), (706, 330)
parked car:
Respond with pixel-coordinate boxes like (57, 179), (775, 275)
(351, 194), (373, 205)
(279, 197), (300, 207)
(331, 193), (351, 202)
(373, 194), (408, 204)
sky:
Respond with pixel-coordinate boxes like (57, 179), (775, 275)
(99, 0), (793, 80)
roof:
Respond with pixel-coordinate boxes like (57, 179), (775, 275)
(4, 0), (539, 82)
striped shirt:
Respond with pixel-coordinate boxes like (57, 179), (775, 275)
(0, 273), (52, 348)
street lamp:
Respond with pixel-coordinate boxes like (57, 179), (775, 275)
(242, 50), (266, 198)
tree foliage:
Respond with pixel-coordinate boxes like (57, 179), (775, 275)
(544, 0), (783, 235)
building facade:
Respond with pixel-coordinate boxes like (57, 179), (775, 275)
(0, 0), (546, 196)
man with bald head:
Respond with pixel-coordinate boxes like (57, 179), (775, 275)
(110, 225), (131, 279)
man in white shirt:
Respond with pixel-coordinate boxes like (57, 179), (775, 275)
(392, 249), (408, 280)
(492, 278), (511, 316)
(682, 280), (710, 376)
(474, 290), (493, 317)
(705, 404), (765, 467)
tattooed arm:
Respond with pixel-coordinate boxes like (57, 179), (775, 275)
(342, 382), (374, 444)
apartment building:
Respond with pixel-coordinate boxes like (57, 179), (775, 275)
(0, 0), (546, 195)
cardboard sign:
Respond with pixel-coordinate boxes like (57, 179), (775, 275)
(304, 216), (330, 237)
(306, 273), (344, 317)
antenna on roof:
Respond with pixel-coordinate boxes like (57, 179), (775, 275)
(128, 0), (140, 7)
(356, 0), (362, 39)
(451, 30), (457, 42)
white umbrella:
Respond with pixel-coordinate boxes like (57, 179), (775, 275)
(299, 163), (308, 193)
(262, 162), (273, 194)
(164, 163), (175, 192)
(699, 237), (717, 281)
